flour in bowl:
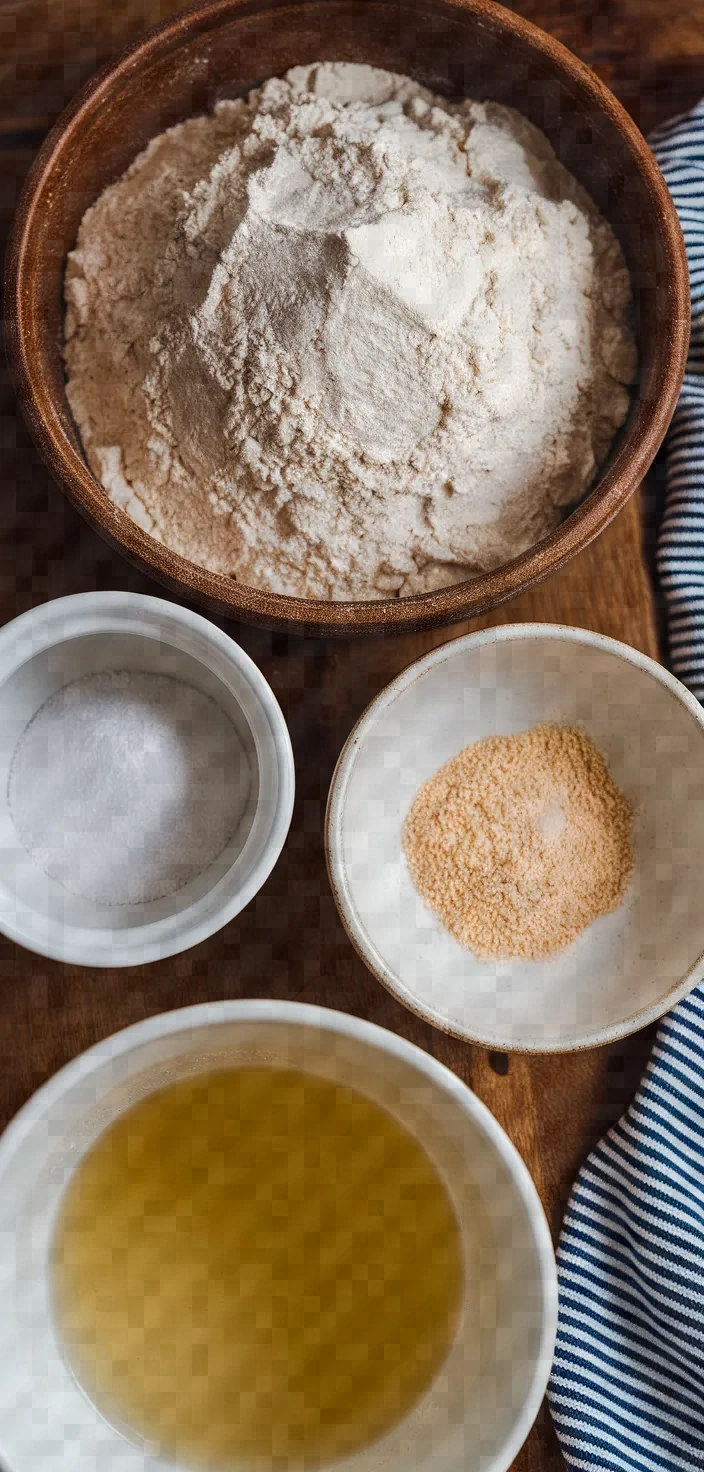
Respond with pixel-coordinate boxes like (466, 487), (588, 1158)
(64, 62), (636, 600)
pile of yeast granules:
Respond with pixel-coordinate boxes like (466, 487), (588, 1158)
(403, 724), (634, 961)
(64, 62), (636, 601)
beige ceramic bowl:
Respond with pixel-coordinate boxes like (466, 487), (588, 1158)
(5, 0), (689, 637)
(326, 625), (704, 1052)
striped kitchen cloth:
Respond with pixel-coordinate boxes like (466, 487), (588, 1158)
(547, 104), (704, 1469)
(654, 100), (704, 696)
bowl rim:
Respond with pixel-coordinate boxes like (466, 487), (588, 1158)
(0, 998), (559, 1472)
(0, 591), (295, 967)
(325, 621), (704, 1053)
(4, 0), (691, 638)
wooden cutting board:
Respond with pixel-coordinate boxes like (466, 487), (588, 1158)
(1, 2), (702, 1466)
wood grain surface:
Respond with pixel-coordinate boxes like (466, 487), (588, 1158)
(1, 0), (701, 1467)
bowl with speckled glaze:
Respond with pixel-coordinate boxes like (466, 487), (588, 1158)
(327, 624), (704, 1051)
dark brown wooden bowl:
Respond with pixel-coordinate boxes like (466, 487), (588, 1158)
(5, 0), (690, 638)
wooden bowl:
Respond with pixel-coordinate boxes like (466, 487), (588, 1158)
(5, 0), (690, 639)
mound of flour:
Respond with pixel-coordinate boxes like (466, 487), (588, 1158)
(64, 62), (636, 600)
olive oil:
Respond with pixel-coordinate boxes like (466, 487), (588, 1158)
(52, 1068), (464, 1470)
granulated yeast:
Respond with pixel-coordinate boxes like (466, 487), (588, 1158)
(403, 723), (633, 961)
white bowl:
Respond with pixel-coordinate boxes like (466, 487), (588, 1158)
(326, 623), (704, 1053)
(0, 999), (556, 1472)
(0, 593), (294, 966)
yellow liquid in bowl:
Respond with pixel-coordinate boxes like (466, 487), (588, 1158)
(52, 1068), (465, 1470)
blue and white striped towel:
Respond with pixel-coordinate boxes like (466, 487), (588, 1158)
(548, 104), (704, 1469)
(654, 101), (704, 697)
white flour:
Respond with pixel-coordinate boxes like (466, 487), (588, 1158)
(64, 62), (636, 600)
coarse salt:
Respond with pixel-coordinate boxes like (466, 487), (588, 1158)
(7, 670), (250, 906)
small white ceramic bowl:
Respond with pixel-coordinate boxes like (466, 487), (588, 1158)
(0, 999), (556, 1472)
(0, 592), (294, 966)
(326, 624), (704, 1053)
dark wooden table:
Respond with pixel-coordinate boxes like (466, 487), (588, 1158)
(2, 2), (703, 1466)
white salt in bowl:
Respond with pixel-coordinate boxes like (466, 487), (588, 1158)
(0, 999), (557, 1472)
(326, 624), (704, 1053)
(0, 592), (294, 966)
